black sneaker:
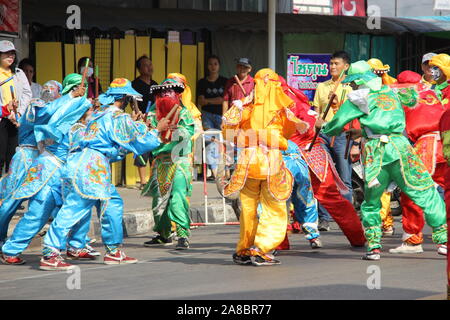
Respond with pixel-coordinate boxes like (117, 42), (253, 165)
(176, 238), (189, 250)
(232, 253), (252, 265)
(318, 220), (330, 232)
(250, 255), (281, 266)
(143, 235), (172, 247)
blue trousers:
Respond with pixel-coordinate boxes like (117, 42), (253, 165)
(1, 171), (92, 256)
(290, 175), (320, 240)
(43, 180), (124, 253)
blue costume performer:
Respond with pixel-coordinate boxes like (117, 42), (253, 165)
(0, 75), (92, 265)
(282, 140), (321, 248)
(40, 78), (168, 271)
(0, 81), (62, 255)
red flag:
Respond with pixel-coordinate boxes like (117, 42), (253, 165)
(0, 0), (20, 35)
(333, 0), (366, 17)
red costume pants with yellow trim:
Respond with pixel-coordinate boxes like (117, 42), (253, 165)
(310, 166), (366, 246)
(400, 163), (446, 244)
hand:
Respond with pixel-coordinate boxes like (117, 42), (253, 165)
(73, 86), (86, 98)
(345, 128), (362, 140)
(7, 111), (19, 127)
(156, 117), (170, 132)
(350, 145), (361, 162)
(231, 99), (243, 110)
(295, 121), (308, 134)
(131, 110), (143, 121)
(314, 117), (325, 130)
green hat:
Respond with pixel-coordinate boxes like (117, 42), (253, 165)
(342, 60), (382, 91)
(61, 73), (87, 95)
(150, 78), (185, 95)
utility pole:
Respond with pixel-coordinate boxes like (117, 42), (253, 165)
(268, 0), (276, 70)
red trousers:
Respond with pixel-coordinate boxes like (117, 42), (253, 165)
(444, 165), (450, 289)
(400, 163), (446, 244)
(310, 165), (366, 246)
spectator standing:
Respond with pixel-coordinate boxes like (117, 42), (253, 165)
(0, 40), (32, 176)
(421, 52), (437, 88)
(18, 58), (41, 98)
(313, 51), (354, 231)
(222, 57), (254, 114)
(132, 55), (158, 188)
(197, 55), (228, 130)
(77, 57), (102, 99)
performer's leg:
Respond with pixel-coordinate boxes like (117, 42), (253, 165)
(253, 180), (288, 254)
(329, 133), (353, 203)
(0, 197), (24, 244)
(291, 162), (320, 243)
(43, 190), (95, 254)
(67, 210), (93, 250)
(311, 167), (365, 246)
(380, 192), (394, 235)
(360, 167), (391, 255)
(97, 185), (124, 253)
(444, 165), (450, 297)
(166, 167), (191, 242)
(2, 185), (57, 257)
(399, 193), (425, 244)
(236, 178), (260, 255)
(389, 161), (447, 248)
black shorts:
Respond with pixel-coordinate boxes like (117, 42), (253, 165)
(134, 151), (152, 167)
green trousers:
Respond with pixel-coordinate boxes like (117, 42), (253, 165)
(361, 160), (447, 251)
(144, 157), (192, 239)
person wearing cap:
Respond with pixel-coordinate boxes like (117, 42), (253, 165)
(39, 78), (169, 271)
(222, 68), (304, 266)
(0, 74), (93, 265)
(385, 70), (447, 255)
(0, 40), (32, 177)
(141, 78), (195, 250)
(421, 52), (437, 88)
(429, 53), (450, 109)
(320, 60), (447, 261)
(222, 57), (254, 115)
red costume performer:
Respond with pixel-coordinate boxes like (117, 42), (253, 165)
(389, 71), (447, 250)
(438, 108), (450, 299)
(279, 76), (365, 247)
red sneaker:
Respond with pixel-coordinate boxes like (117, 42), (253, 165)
(39, 256), (75, 271)
(291, 221), (302, 234)
(104, 250), (138, 265)
(67, 248), (97, 260)
(1, 254), (26, 265)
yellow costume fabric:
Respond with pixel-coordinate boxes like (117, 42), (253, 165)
(367, 58), (397, 85)
(222, 68), (300, 257)
(429, 54), (450, 78)
(380, 191), (394, 230)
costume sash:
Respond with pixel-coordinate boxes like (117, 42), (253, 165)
(13, 151), (62, 200)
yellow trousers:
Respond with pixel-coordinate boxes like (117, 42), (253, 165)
(236, 178), (288, 255)
(380, 192), (394, 229)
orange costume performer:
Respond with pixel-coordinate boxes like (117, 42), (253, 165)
(222, 68), (303, 266)
(388, 71), (447, 253)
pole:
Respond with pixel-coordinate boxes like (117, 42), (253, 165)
(268, 0), (276, 70)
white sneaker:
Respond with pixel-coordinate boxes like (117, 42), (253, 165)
(85, 244), (101, 256)
(389, 242), (423, 254)
(437, 244), (447, 256)
(382, 227), (395, 237)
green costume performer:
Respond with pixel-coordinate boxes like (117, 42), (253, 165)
(322, 61), (447, 260)
(142, 79), (195, 249)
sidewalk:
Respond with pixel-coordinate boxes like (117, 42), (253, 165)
(7, 181), (237, 250)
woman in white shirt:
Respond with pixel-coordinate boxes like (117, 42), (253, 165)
(18, 58), (41, 99)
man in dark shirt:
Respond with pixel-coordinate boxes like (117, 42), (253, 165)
(132, 55), (158, 188)
(197, 55), (228, 130)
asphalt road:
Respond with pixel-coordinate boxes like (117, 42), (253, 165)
(0, 220), (446, 300)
